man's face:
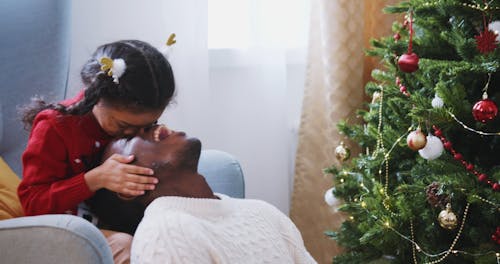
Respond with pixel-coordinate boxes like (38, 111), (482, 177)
(104, 125), (202, 170)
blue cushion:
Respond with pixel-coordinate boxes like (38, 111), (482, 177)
(198, 149), (245, 198)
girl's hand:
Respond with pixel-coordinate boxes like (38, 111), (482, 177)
(84, 154), (158, 196)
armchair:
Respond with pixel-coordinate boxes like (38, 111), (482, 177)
(0, 150), (245, 264)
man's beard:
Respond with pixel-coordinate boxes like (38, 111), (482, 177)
(179, 137), (202, 167)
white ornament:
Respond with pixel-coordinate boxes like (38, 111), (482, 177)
(488, 21), (500, 42)
(324, 187), (336, 206)
(418, 134), (444, 160)
(431, 94), (444, 108)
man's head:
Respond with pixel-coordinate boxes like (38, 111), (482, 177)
(103, 125), (202, 175)
(89, 125), (205, 234)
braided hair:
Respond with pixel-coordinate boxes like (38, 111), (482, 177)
(21, 40), (175, 129)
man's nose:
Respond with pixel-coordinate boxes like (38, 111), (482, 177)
(153, 125), (172, 142)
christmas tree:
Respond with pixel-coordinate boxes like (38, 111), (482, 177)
(325, 1), (500, 263)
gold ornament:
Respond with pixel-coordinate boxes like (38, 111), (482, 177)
(166, 33), (177, 46)
(438, 203), (458, 230)
(407, 127), (427, 151)
(335, 142), (351, 162)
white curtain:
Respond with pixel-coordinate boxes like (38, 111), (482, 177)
(290, 0), (399, 263)
(205, 0), (310, 213)
(69, 0), (310, 214)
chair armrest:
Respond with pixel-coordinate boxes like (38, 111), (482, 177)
(0, 214), (113, 264)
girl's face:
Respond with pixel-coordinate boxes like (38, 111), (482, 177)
(92, 101), (163, 138)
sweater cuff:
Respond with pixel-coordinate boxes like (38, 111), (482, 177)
(60, 173), (94, 209)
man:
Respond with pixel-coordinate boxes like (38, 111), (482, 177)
(89, 125), (316, 263)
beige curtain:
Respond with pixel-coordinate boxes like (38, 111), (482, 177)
(290, 0), (399, 263)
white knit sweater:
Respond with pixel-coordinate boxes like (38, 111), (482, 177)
(131, 194), (316, 264)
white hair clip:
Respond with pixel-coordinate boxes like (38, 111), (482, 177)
(99, 57), (127, 84)
(160, 33), (176, 59)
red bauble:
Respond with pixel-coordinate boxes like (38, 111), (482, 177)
(472, 99), (498, 123)
(478, 174), (488, 182)
(393, 33), (401, 41)
(492, 227), (500, 245)
(398, 53), (419, 73)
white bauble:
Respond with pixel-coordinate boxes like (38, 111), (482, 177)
(324, 187), (336, 206)
(431, 94), (444, 108)
(488, 21), (500, 42)
(418, 134), (444, 160)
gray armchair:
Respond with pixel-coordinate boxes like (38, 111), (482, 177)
(0, 1), (245, 263)
(0, 150), (245, 264)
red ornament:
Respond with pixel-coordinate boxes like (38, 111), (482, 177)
(492, 227), (500, 245)
(475, 30), (498, 54)
(398, 11), (419, 73)
(433, 125), (500, 192)
(478, 174), (488, 182)
(472, 98), (498, 123)
(393, 33), (401, 42)
(443, 141), (452, 150)
(398, 53), (419, 73)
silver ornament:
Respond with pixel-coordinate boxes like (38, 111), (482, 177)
(431, 94), (444, 108)
(324, 187), (336, 206)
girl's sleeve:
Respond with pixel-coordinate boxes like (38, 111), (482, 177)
(18, 119), (94, 215)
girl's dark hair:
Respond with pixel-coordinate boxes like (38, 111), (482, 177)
(21, 40), (175, 129)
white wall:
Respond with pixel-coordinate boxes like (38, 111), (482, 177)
(70, 0), (306, 214)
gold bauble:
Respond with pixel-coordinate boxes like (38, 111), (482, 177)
(407, 127), (427, 151)
(438, 203), (458, 230)
(335, 142), (351, 162)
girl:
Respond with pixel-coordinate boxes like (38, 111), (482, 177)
(18, 39), (175, 264)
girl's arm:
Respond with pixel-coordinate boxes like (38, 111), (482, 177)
(18, 119), (94, 215)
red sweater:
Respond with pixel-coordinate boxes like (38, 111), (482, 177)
(18, 92), (112, 215)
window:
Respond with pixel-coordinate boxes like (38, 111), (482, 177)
(208, 0), (310, 49)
